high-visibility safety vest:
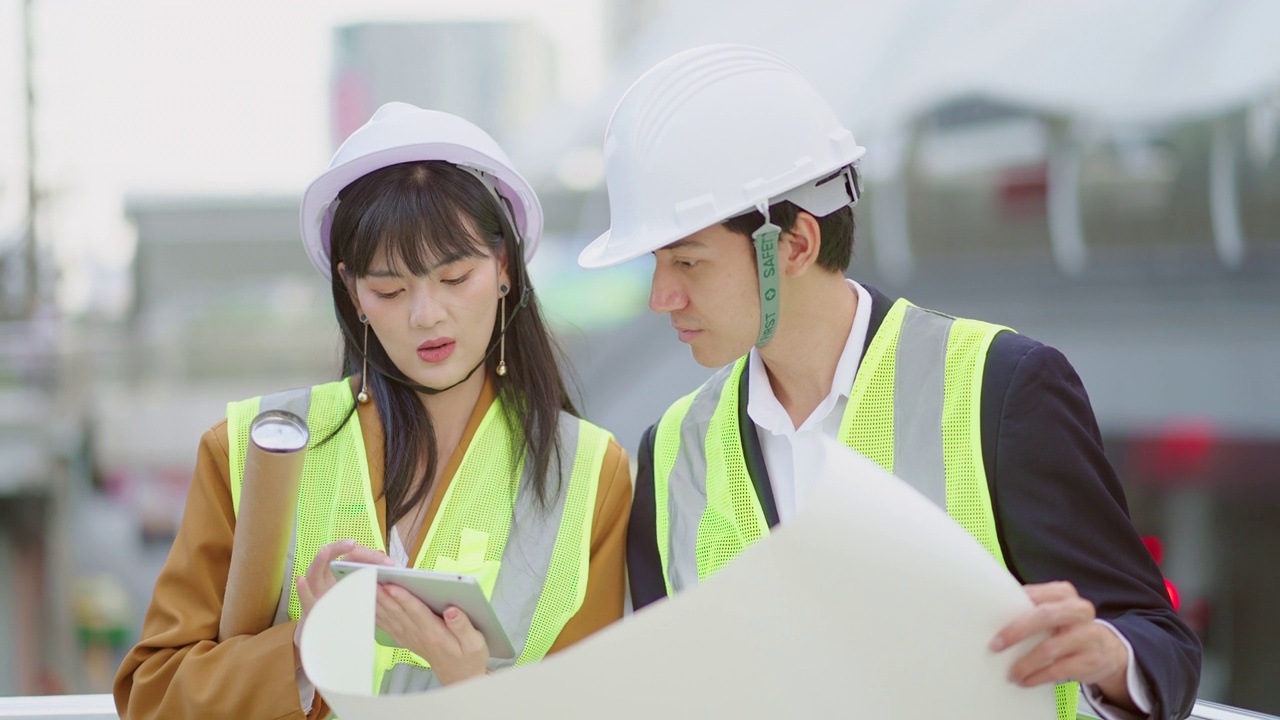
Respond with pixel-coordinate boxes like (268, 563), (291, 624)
(653, 299), (1080, 720)
(225, 379), (610, 692)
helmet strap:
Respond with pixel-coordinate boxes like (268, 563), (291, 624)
(456, 165), (523, 253)
(408, 282), (530, 395)
(752, 199), (782, 347)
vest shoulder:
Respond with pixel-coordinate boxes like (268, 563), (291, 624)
(656, 359), (742, 421)
(226, 378), (354, 409)
(564, 416), (629, 462)
(898, 301), (1050, 362)
(692, 360), (743, 400)
(706, 359), (743, 386)
(569, 413), (615, 439)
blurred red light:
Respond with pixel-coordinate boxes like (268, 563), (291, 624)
(1142, 536), (1179, 610)
(1142, 535), (1165, 566)
(1165, 579), (1181, 612)
(1139, 419), (1217, 483)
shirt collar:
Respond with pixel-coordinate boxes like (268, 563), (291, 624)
(747, 279), (872, 435)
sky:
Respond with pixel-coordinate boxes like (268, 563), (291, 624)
(0, 0), (607, 314)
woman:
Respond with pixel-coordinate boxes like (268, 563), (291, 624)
(114, 102), (632, 719)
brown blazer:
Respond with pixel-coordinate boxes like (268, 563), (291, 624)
(114, 378), (631, 720)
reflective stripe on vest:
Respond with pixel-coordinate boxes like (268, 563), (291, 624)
(228, 380), (610, 693)
(653, 298), (1079, 720)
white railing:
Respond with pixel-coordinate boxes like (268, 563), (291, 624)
(1191, 700), (1280, 720)
(0, 694), (115, 719)
(0, 693), (1275, 719)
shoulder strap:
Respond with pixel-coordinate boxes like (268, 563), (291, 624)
(736, 358), (780, 527)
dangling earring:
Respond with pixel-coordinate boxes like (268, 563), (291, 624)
(357, 314), (370, 404)
(496, 285), (509, 377)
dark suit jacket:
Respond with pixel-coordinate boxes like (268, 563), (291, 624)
(629, 284), (1202, 720)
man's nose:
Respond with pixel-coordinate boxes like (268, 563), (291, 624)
(649, 264), (686, 315)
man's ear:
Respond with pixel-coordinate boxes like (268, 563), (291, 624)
(337, 262), (364, 317)
(782, 211), (822, 277)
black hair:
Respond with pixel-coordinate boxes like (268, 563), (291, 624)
(328, 161), (576, 528)
(722, 203), (856, 272)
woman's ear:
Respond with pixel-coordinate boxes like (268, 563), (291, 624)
(497, 250), (512, 296)
(337, 262), (364, 317)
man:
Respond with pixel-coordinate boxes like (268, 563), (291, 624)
(578, 45), (1201, 720)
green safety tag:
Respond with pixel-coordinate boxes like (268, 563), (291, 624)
(752, 220), (781, 347)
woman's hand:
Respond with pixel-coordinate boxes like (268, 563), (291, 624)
(376, 584), (490, 686)
(293, 539), (393, 667)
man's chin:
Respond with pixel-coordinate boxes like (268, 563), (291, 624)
(689, 343), (744, 369)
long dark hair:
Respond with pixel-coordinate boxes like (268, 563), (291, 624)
(328, 160), (576, 529)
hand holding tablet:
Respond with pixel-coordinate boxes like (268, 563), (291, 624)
(329, 560), (516, 659)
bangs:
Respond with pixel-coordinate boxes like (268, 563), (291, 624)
(336, 161), (500, 278)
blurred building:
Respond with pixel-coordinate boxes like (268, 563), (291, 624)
(332, 21), (557, 148)
(0, 322), (79, 696)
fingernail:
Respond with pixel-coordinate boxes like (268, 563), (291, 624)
(444, 608), (459, 621)
(990, 636), (1005, 651)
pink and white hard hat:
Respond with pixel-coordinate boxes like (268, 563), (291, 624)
(300, 101), (543, 280)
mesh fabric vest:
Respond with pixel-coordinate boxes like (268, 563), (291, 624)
(652, 299), (1080, 719)
(227, 379), (610, 692)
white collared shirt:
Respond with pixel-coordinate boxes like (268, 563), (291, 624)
(747, 278), (871, 523)
(744, 279), (1152, 719)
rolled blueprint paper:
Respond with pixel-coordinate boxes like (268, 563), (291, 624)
(218, 409), (309, 640)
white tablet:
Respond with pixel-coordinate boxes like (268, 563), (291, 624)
(329, 560), (516, 659)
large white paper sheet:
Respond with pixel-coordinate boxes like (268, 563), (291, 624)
(302, 436), (1055, 718)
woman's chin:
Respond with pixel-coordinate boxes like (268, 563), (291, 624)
(402, 360), (483, 393)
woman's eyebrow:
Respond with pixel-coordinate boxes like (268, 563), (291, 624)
(366, 251), (475, 278)
(428, 251), (473, 271)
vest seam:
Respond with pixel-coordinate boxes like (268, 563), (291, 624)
(986, 333), (1034, 583)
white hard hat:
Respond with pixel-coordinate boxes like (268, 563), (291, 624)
(301, 102), (543, 280)
(579, 44), (866, 269)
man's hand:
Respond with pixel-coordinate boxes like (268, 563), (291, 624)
(991, 581), (1135, 712)
(376, 585), (490, 686)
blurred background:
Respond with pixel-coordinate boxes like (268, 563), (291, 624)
(0, 0), (1277, 713)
